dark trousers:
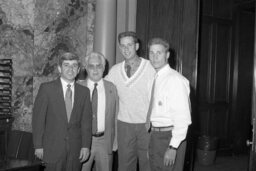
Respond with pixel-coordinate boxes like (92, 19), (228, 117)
(149, 131), (187, 171)
(44, 143), (81, 171)
(117, 120), (150, 171)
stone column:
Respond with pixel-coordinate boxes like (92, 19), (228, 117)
(94, 0), (117, 68)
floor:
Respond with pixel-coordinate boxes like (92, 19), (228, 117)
(111, 151), (249, 171)
(193, 154), (249, 171)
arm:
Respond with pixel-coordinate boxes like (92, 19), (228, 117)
(169, 79), (191, 148)
(81, 88), (92, 147)
(32, 84), (48, 159)
(112, 85), (119, 151)
(164, 78), (191, 166)
(80, 88), (92, 162)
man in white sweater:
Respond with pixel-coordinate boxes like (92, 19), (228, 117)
(106, 31), (155, 171)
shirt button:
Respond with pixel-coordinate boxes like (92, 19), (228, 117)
(158, 101), (162, 106)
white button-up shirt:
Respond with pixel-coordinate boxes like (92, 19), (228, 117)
(87, 79), (106, 132)
(150, 64), (191, 148)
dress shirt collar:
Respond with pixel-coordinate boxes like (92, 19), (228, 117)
(87, 78), (104, 88)
(60, 77), (75, 88)
(156, 64), (170, 77)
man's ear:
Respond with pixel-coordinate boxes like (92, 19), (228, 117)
(166, 51), (170, 59)
(57, 65), (61, 73)
(135, 43), (139, 51)
(83, 65), (88, 73)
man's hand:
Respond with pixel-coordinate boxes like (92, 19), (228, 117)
(145, 122), (151, 132)
(35, 148), (44, 160)
(163, 148), (177, 166)
(79, 148), (90, 163)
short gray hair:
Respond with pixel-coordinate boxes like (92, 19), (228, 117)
(84, 52), (106, 68)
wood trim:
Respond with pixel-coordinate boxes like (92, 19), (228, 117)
(180, 0), (200, 89)
(249, 3), (256, 170)
(177, 0), (184, 73)
(201, 16), (233, 24)
(135, 0), (150, 58)
(230, 7), (240, 134)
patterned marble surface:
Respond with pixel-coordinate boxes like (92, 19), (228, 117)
(0, 0), (95, 132)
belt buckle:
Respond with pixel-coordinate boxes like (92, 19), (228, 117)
(93, 132), (104, 137)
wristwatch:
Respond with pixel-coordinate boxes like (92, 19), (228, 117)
(169, 145), (178, 150)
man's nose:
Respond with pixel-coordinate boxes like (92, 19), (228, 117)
(152, 54), (158, 58)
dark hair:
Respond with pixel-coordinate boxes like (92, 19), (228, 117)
(118, 31), (138, 44)
(58, 52), (80, 66)
(148, 38), (170, 52)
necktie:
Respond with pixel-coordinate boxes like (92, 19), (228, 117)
(92, 83), (98, 134)
(146, 76), (157, 132)
(65, 84), (72, 122)
(126, 65), (131, 78)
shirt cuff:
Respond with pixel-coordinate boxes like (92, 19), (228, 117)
(170, 139), (182, 148)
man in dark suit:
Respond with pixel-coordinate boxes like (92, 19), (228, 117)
(32, 52), (92, 171)
(80, 52), (118, 171)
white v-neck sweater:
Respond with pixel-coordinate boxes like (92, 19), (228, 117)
(105, 58), (156, 123)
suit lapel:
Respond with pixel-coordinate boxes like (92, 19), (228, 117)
(104, 80), (111, 120)
(70, 83), (79, 122)
(55, 78), (68, 123)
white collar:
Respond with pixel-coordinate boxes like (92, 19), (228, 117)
(87, 78), (103, 88)
(156, 64), (170, 77)
(60, 77), (75, 88)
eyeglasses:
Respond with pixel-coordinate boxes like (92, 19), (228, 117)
(87, 64), (104, 70)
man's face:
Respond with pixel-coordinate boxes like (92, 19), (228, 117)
(58, 60), (80, 83)
(119, 36), (139, 60)
(86, 56), (104, 82)
(149, 44), (169, 71)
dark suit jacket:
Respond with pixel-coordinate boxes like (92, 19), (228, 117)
(79, 79), (118, 154)
(32, 78), (92, 163)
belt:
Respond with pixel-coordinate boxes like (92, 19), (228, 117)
(151, 126), (174, 132)
(92, 132), (104, 137)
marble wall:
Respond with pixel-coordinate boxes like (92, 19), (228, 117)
(0, 0), (95, 131)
